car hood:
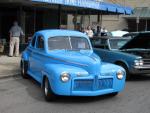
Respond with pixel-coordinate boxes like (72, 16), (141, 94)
(48, 50), (101, 75)
(120, 33), (150, 58)
(120, 33), (150, 50)
(121, 49), (150, 59)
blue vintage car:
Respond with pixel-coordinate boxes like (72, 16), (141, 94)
(91, 32), (150, 79)
(21, 30), (125, 101)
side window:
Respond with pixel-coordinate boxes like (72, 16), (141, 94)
(104, 45), (109, 49)
(36, 36), (44, 50)
(101, 39), (107, 45)
(31, 36), (36, 47)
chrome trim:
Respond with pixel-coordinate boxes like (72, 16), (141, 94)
(90, 56), (97, 61)
(134, 65), (150, 69)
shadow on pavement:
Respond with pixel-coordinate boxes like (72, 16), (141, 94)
(128, 74), (150, 82)
(50, 94), (118, 104)
(14, 75), (119, 104)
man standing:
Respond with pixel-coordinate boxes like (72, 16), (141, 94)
(9, 21), (24, 57)
(85, 25), (94, 38)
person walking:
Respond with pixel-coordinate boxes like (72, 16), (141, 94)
(9, 21), (24, 57)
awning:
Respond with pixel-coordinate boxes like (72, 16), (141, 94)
(123, 7), (150, 19)
(32, 0), (133, 14)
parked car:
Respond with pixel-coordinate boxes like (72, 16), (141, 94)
(91, 32), (150, 79)
(123, 32), (139, 38)
(21, 30), (126, 101)
(111, 30), (129, 37)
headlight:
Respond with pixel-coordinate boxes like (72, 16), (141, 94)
(139, 60), (144, 65)
(117, 70), (124, 80)
(134, 59), (143, 66)
(60, 72), (70, 82)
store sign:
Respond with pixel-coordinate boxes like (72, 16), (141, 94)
(32, 0), (133, 14)
(32, 0), (100, 9)
(65, 0), (100, 9)
(35, 0), (63, 4)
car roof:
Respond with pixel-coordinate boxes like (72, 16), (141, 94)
(124, 31), (150, 36)
(123, 32), (138, 35)
(35, 29), (88, 39)
(138, 31), (150, 35)
(92, 36), (130, 40)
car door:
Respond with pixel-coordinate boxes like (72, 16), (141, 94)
(93, 39), (110, 60)
(29, 35), (45, 83)
(28, 35), (37, 75)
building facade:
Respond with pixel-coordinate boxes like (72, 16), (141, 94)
(102, 0), (150, 32)
(0, 0), (63, 43)
(0, 0), (132, 53)
(0, 0), (102, 43)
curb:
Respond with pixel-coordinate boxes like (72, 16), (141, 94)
(0, 73), (20, 79)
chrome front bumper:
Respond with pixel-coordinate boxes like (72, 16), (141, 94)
(130, 65), (150, 74)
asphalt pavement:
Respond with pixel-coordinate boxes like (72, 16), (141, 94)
(0, 75), (150, 113)
(0, 56), (20, 79)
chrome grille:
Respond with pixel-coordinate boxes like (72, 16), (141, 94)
(143, 59), (150, 65)
(74, 80), (93, 91)
(73, 78), (113, 91)
(98, 79), (113, 90)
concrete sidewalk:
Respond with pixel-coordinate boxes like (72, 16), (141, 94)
(0, 55), (21, 79)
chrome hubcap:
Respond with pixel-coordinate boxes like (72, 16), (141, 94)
(22, 62), (25, 75)
(44, 79), (48, 95)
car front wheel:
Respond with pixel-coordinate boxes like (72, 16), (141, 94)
(21, 60), (28, 78)
(43, 77), (56, 102)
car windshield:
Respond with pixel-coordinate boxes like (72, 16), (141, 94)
(48, 36), (91, 51)
(123, 33), (138, 39)
(109, 38), (130, 50)
(121, 35), (150, 49)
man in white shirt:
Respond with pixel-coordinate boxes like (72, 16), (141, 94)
(101, 27), (108, 33)
(9, 21), (24, 57)
(85, 26), (94, 38)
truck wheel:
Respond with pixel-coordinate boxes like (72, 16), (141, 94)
(43, 77), (56, 102)
(21, 61), (28, 79)
(117, 63), (130, 80)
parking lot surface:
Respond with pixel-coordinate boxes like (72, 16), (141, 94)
(0, 75), (150, 113)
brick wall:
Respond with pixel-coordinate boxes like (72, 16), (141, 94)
(101, 15), (127, 31)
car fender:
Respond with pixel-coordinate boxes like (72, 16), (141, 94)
(21, 51), (30, 61)
(110, 51), (140, 69)
(114, 59), (129, 69)
(94, 48), (138, 69)
(41, 63), (88, 95)
(101, 62), (126, 91)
